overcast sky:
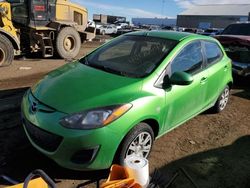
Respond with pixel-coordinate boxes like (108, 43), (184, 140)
(74, 0), (250, 20)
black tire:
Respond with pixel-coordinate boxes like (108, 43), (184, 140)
(116, 123), (154, 165)
(56, 27), (81, 60)
(212, 85), (230, 113)
(0, 34), (14, 67)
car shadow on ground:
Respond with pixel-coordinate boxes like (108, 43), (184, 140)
(1, 143), (109, 185)
(0, 87), (109, 186)
(151, 135), (250, 188)
(231, 75), (250, 100)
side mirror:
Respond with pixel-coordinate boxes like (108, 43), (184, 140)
(169, 72), (193, 86)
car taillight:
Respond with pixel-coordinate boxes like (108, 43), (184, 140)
(34, 5), (45, 11)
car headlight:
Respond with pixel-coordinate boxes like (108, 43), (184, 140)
(60, 104), (132, 130)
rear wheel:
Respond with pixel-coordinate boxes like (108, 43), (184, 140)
(116, 123), (154, 165)
(0, 34), (14, 66)
(212, 85), (230, 113)
(56, 27), (81, 60)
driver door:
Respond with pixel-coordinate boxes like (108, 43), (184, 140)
(164, 40), (208, 130)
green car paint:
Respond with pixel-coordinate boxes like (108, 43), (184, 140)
(21, 31), (233, 170)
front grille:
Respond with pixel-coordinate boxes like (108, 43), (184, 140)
(29, 92), (56, 113)
(23, 118), (63, 152)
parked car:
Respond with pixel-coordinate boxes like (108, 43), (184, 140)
(116, 23), (129, 30)
(99, 25), (117, 35)
(196, 29), (205, 35)
(215, 23), (250, 76)
(161, 26), (174, 31)
(87, 20), (95, 28)
(149, 25), (161, 30)
(183, 28), (197, 33)
(95, 23), (104, 29)
(116, 26), (134, 36)
(201, 28), (224, 36)
(21, 31), (233, 171)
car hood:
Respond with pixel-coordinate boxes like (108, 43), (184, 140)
(31, 62), (142, 114)
(215, 35), (250, 46)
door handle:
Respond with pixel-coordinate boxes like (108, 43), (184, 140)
(200, 77), (207, 84)
(224, 65), (228, 71)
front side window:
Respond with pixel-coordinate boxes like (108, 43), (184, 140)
(170, 41), (203, 75)
(8, 0), (28, 25)
(74, 11), (82, 25)
(203, 41), (223, 65)
(81, 35), (177, 78)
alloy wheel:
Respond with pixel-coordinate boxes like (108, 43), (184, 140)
(219, 87), (229, 111)
(125, 132), (152, 158)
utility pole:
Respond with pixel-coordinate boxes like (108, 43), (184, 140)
(161, 0), (165, 26)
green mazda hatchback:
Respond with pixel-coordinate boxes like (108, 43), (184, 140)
(21, 31), (233, 170)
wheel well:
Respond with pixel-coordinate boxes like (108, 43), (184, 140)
(141, 119), (159, 138)
(228, 81), (233, 90)
(49, 22), (85, 43)
(0, 32), (19, 50)
(112, 119), (160, 164)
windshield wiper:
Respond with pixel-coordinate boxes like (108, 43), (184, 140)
(80, 57), (124, 75)
(89, 64), (127, 76)
(80, 58), (140, 78)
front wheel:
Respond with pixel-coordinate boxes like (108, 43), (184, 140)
(212, 85), (230, 113)
(116, 123), (154, 164)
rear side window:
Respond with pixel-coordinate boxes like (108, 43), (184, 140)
(171, 41), (203, 75)
(203, 41), (223, 65)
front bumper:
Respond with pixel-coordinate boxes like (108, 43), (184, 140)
(232, 61), (250, 77)
(21, 91), (125, 171)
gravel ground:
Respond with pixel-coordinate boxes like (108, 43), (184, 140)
(0, 42), (249, 188)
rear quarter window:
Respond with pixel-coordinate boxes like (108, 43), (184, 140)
(203, 41), (223, 65)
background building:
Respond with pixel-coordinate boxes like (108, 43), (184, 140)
(93, 14), (126, 24)
(132, 18), (176, 26)
(177, 4), (250, 29)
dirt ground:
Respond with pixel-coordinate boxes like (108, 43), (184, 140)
(0, 42), (249, 188)
(0, 41), (103, 90)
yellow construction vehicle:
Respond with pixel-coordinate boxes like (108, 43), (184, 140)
(0, 0), (95, 66)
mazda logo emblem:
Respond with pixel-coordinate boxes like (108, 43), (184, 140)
(31, 102), (37, 113)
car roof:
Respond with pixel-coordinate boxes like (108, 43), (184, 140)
(125, 30), (211, 41)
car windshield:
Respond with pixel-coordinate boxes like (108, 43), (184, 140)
(222, 24), (250, 36)
(79, 35), (177, 78)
